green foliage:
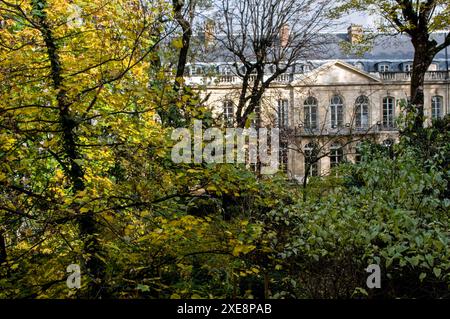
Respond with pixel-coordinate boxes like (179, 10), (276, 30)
(250, 126), (450, 298)
(0, 0), (449, 300)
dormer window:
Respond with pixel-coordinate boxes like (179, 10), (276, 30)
(428, 63), (439, 71)
(404, 63), (413, 72)
(355, 62), (365, 70)
(191, 65), (203, 76)
(220, 64), (233, 75)
(378, 63), (390, 73)
(303, 64), (311, 73)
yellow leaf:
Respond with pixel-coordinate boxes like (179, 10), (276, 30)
(80, 207), (89, 213)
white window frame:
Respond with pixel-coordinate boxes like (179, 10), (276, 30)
(382, 97), (395, 128)
(223, 100), (234, 125)
(404, 63), (413, 72)
(277, 99), (289, 128)
(304, 97), (318, 130)
(329, 143), (344, 168)
(304, 143), (319, 177)
(378, 63), (390, 72)
(431, 96), (443, 119)
(330, 95), (344, 128)
(355, 95), (369, 129)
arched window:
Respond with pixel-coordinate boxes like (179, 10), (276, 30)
(329, 143), (344, 168)
(330, 95), (344, 128)
(304, 142), (319, 177)
(431, 96), (443, 119)
(304, 97), (318, 130)
(382, 97), (395, 128)
(355, 62), (365, 70)
(355, 95), (369, 129)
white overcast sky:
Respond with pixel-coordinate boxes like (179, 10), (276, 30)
(337, 12), (379, 31)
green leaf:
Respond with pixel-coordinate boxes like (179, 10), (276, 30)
(419, 273), (427, 282)
(433, 267), (441, 278)
(137, 284), (150, 292)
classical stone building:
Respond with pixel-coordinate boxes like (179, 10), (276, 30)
(185, 26), (450, 180)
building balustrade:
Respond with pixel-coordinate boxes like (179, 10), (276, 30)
(188, 70), (450, 85)
(294, 123), (399, 136)
(379, 71), (449, 81)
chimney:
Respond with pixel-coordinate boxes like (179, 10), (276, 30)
(347, 24), (363, 44)
(280, 24), (290, 47)
(204, 19), (215, 46)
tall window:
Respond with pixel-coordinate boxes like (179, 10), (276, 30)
(223, 100), (234, 125)
(304, 97), (318, 130)
(278, 99), (289, 128)
(431, 96), (443, 119)
(383, 97), (395, 128)
(304, 142), (319, 177)
(355, 95), (369, 129)
(330, 95), (344, 128)
(329, 143), (344, 168)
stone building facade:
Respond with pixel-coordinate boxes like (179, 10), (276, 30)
(185, 27), (450, 179)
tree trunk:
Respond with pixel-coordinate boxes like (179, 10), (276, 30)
(31, 0), (106, 298)
(409, 34), (435, 132)
(172, 0), (193, 91)
(0, 232), (6, 265)
(302, 164), (309, 202)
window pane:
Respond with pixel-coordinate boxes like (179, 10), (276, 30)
(278, 99), (289, 128)
(305, 143), (319, 177)
(383, 97), (395, 128)
(432, 96), (442, 119)
(329, 144), (343, 168)
(304, 97), (317, 129)
(355, 96), (369, 128)
(330, 96), (343, 127)
(223, 100), (234, 125)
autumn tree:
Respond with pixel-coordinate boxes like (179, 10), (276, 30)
(211, 0), (334, 128)
(338, 0), (450, 132)
(0, 0), (173, 297)
(0, 0), (276, 298)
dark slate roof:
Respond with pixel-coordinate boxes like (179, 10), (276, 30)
(188, 32), (450, 73)
(318, 33), (449, 72)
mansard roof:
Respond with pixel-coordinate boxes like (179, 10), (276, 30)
(189, 32), (450, 73)
(322, 32), (448, 60)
